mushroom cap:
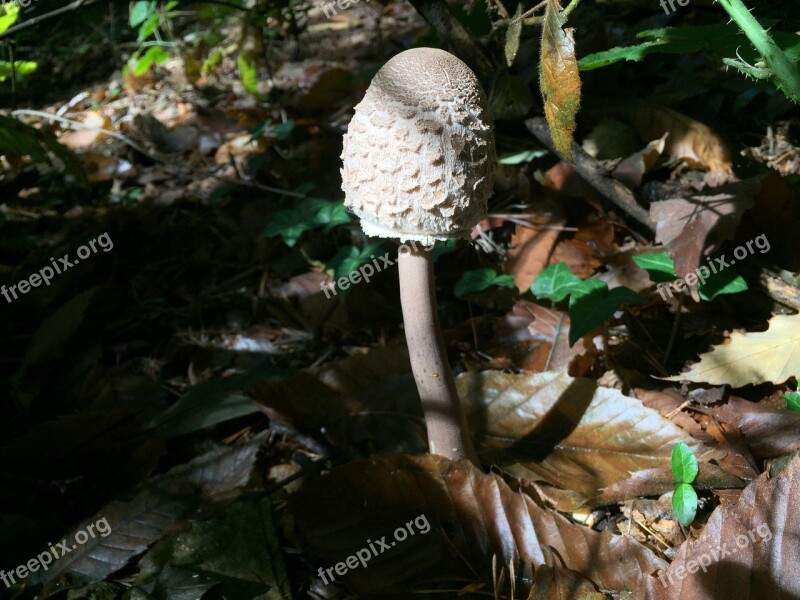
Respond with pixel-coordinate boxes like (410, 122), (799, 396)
(341, 47), (496, 245)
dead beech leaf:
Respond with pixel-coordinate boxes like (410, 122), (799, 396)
(663, 313), (800, 387)
(59, 111), (113, 149)
(34, 437), (263, 589)
(649, 178), (760, 281)
(539, 0), (581, 160)
(289, 454), (665, 597)
(620, 102), (733, 174)
(635, 454), (800, 600)
(459, 370), (722, 507)
(710, 396), (800, 459)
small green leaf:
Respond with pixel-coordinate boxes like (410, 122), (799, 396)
(567, 280), (645, 345)
(329, 242), (384, 284)
(261, 199), (350, 247)
(785, 391), (800, 412)
(672, 483), (698, 526)
(238, 55), (259, 96)
(0, 4), (20, 35)
(498, 149), (548, 165)
(530, 263), (583, 302)
(137, 12), (161, 42)
(129, 0), (155, 27)
(698, 269), (748, 300)
(671, 441), (699, 484)
(505, 4), (523, 67)
(132, 46), (170, 76)
(0, 60), (38, 82)
(455, 268), (516, 298)
(633, 251), (678, 282)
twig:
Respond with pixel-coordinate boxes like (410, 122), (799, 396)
(522, 0), (582, 25)
(525, 117), (655, 231)
(11, 109), (162, 162)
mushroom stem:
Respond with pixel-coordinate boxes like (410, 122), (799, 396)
(398, 244), (480, 467)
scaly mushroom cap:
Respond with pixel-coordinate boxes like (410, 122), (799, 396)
(341, 47), (496, 245)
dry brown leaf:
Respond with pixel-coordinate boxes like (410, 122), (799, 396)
(663, 313), (800, 387)
(58, 111), (113, 149)
(710, 396), (800, 459)
(289, 454), (665, 597)
(649, 178), (761, 281)
(460, 370), (722, 507)
(539, 0), (581, 160)
(620, 102), (732, 174)
(635, 454), (800, 600)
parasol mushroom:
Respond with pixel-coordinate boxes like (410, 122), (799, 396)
(341, 47), (496, 466)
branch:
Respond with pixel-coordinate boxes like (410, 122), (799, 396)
(525, 116), (655, 231)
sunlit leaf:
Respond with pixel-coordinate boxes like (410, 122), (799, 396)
(672, 483), (698, 526)
(539, 0), (582, 159)
(671, 442), (699, 484)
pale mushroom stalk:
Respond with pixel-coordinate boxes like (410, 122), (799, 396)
(341, 48), (496, 466)
(398, 244), (479, 465)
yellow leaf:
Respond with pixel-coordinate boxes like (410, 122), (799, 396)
(539, 0), (581, 160)
(663, 313), (800, 387)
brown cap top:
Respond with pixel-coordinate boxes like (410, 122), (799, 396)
(341, 47), (496, 245)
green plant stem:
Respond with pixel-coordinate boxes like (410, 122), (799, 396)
(717, 0), (800, 102)
(522, 0), (581, 26)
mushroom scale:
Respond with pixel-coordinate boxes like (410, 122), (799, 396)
(341, 47), (496, 245)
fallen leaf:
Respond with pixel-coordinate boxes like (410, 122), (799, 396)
(662, 313), (800, 387)
(539, 0), (582, 160)
(620, 102), (733, 174)
(635, 454), (800, 600)
(459, 370), (722, 507)
(649, 178), (760, 281)
(289, 454), (666, 597)
(710, 396), (800, 459)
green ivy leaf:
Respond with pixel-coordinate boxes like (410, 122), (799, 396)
(698, 269), (748, 301)
(785, 391), (800, 412)
(672, 483), (698, 526)
(633, 252), (678, 282)
(261, 199), (350, 247)
(567, 280), (645, 345)
(455, 268), (516, 298)
(671, 441), (699, 484)
(530, 263), (583, 302)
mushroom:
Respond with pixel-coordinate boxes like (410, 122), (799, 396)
(341, 47), (496, 466)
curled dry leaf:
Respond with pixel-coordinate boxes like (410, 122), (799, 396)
(539, 0), (582, 160)
(289, 454), (665, 597)
(458, 370), (722, 508)
(710, 396), (800, 459)
(635, 454), (800, 600)
(662, 313), (800, 387)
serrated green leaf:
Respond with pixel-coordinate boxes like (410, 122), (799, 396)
(328, 242), (385, 299)
(671, 441), (699, 484)
(672, 483), (698, 526)
(261, 199), (350, 247)
(530, 263), (583, 302)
